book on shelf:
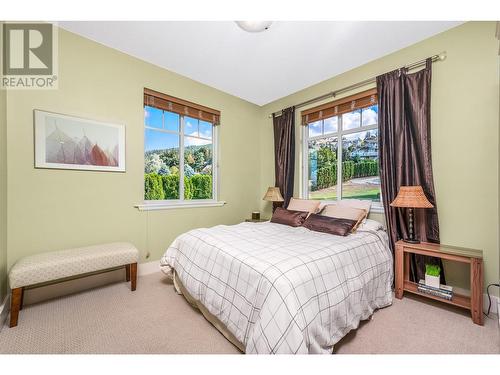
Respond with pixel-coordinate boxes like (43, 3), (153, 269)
(417, 285), (453, 300)
(417, 280), (453, 300)
(418, 279), (453, 293)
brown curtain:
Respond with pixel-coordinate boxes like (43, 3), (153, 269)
(273, 107), (295, 210)
(376, 59), (444, 284)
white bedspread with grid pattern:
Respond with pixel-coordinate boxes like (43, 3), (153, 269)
(160, 220), (393, 354)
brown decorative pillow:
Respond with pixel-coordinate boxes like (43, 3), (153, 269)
(320, 205), (367, 232)
(303, 214), (357, 236)
(270, 207), (309, 227)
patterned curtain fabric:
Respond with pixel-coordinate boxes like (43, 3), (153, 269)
(272, 107), (295, 210)
(376, 59), (445, 284)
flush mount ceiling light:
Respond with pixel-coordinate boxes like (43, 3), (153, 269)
(235, 21), (273, 33)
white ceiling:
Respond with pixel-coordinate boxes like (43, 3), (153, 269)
(59, 21), (461, 106)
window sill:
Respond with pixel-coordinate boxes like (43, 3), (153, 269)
(135, 200), (226, 211)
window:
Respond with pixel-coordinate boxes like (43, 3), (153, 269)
(302, 89), (381, 206)
(143, 89), (219, 203)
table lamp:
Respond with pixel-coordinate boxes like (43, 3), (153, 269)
(263, 187), (284, 211)
(390, 186), (434, 244)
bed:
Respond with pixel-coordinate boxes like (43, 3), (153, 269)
(160, 219), (393, 354)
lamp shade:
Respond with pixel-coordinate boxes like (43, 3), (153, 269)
(262, 187), (284, 202)
(390, 186), (434, 208)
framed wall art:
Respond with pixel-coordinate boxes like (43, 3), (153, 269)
(34, 110), (126, 172)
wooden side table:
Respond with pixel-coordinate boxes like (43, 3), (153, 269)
(395, 240), (483, 325)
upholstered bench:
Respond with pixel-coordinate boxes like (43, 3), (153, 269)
(8, 242), (139, 327)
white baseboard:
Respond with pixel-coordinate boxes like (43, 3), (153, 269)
(0, 294), (9, 332)
(138, 260), (160, 276)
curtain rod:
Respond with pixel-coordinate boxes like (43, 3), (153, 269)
(269, 52), (446, 118)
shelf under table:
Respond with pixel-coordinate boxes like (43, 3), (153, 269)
(403, 281), (471, 310)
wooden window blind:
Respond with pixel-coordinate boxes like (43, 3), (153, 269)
(300, 88), (377, 125)
(144, 88), (221, 125)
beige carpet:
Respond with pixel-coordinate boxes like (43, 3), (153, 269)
(0, 272), (498, 354)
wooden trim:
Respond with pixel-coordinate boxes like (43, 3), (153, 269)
(19, 288), (24, 311)
(125, 264), (131, 282)
(401, 241), (483, 259)
(403, 252), (410, 282)
(23, 265), (128, 290)
(130, 263), (137, 291)
(402, 247), (472, 263)
(395, 242), (404, 299)
(144, 88), (219, 115)
(470, 258), (483, 325)
(144, 88), (221, 125)
(301, 88), (377, 125)
(9, 288), (22, 328)
(302, 88), (377, 116)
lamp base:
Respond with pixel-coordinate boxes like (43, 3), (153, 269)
(403, 238), (421, 244)
(404, 207), (420, 244)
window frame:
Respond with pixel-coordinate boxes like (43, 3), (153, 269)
(142, 107), (221, 208)
(301, 106), (384, 213)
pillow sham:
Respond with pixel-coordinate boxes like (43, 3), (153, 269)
(357, 218), (384, 232)
(303, 214), (357, 236)
(270, 207), (309, 227)
(287, 198), (321, 213)
(320, 205), (366, 232)
(337, 199), (372, 216)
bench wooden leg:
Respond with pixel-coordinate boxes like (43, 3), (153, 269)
(10, 288), (23, 328)
(19, 288), (24, 310)
(125, 264), (131, 282)
(130, 262), (137, 291)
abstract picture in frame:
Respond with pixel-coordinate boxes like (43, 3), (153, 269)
(34, 110), (126, 172)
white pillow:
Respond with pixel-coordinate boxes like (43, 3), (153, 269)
(357, 218), (384, 232)
(337, 199), (372, 214)
(317, 201), (331, 212)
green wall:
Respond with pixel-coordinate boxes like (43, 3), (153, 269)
(0, 23), (7, 301)
(4, 27), (262, 273)
(1, 22), (498, 299)
(259, 22), (499, 292)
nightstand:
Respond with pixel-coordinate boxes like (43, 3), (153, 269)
(245, 218), (269, 223)
(395, 240), (483, 325)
